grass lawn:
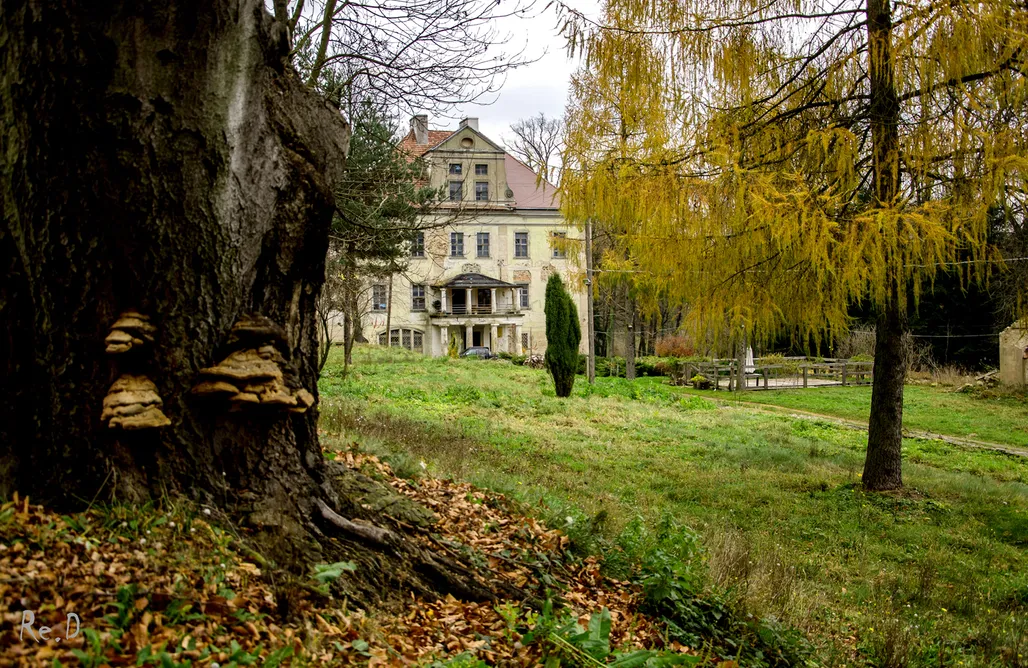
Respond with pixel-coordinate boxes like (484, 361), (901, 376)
(319, 346), (1028, 667)
(678, 384), (1028, 448)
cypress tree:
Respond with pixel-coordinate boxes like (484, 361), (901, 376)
(544, 273), (582, 397)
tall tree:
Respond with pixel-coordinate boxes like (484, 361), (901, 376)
(323, 103), (441, 374)
(507, 112), (564, 181)
(560, 0), (1028, 489)
(1, 0), (508, 601)
(544, 273), (582, 397)
(272, 0), (535, 112)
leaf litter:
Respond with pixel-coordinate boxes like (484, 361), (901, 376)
(0, 449), (695, 666)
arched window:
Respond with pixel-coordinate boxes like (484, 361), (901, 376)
(378, 328), (424, 352)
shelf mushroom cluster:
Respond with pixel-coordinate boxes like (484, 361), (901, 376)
(191, 315), (315, 413)
(104, 311), (155, 354)
(101, 374), (171, 429)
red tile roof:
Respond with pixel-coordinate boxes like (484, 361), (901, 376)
(398, 128), (454, 159)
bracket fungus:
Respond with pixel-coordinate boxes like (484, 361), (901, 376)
(102, 374), (171, 429)
(191, 315), (316, 414)
(105, 311), (156, 354)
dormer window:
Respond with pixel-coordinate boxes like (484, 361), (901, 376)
(449, 163), (462, 175)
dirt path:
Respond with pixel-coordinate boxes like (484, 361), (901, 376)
(705, 395), (1028, 459)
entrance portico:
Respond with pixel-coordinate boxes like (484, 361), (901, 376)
(432, 273), (524, 355)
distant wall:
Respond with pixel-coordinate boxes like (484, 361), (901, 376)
(999, 322), (1028, 387)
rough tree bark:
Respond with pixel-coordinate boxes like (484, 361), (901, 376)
(0, 0), (506, 605)
(863, 0), (905, 491)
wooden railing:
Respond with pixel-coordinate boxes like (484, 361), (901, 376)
(670, 360), (874, 391)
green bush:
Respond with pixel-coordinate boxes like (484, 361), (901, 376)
(510, 355), (527, 366)
(759, 353), (800, 375)
(597, 356), (626, 377)
(544, 274), (581, 398)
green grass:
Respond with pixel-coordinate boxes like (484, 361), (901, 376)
(678, 384), (1028, 448)
(319, 346), (1028, 667)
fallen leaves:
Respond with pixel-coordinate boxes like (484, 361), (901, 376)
(1, 451), (694, 666)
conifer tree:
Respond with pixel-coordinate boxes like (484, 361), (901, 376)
(545, 274), (582, 397)
(560, 0), (1028, 490)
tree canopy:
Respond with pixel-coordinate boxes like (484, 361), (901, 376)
(560, 0), (1028, 344)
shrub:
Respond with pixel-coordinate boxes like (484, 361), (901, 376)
(654, 334), (695, 357)
(544, 274), (581, 397)
(597, 356), (626, 377)
(759, 353), (800, 375)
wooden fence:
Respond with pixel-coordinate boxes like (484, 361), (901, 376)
(669, 358), (874, 391)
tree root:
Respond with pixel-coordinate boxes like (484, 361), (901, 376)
(314, 496), (527, 604)
(316, 498), (397, 547)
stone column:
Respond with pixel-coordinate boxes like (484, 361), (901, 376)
(440, 326), (448, 356)
(514, 324), (523, 355)
(466, 288), (472, 314)
(490, 324), (498, 351)
(466, 323), (473, 350)
(490, 287), (497, 314)
(441, 288), (447, 313)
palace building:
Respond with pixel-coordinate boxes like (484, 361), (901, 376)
(360, 115), (586, 357)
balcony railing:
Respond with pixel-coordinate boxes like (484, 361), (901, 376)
(432, 304), (522, 316)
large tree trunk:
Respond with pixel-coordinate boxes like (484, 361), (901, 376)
(865, 300), (906, 489)
(863, 0), (905, 491)
(0, 0), (505, 604)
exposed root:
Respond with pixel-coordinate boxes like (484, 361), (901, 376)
(315, 497), (396, 547)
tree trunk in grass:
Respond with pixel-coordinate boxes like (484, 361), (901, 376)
(862, 0), (905, 491)
(865, 298), (907, 490)
(0, 0), (506, 603)
(625, 293), (636, 380)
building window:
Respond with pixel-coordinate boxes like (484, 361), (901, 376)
(450, 232), (464, 257)
(449, 163), (462, 175)
(372, 284), (387, 311)
(521, 332), (530, 351)
(476, 232), (490, 257)
(475, 164), (488, 176)
(551, 231), (567, 258)
(514, 232), (529, 258)
(475, 181), (489, 201)
(411, 285), (426, 311)
(518, 285), (530, 309)
(379, 328), (424, 352)
(411, 232), (425, 257)
(449, 181), (463, 202)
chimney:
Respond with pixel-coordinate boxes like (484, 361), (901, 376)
(411, 114), (428, 145)
(459, 117), (479, 132)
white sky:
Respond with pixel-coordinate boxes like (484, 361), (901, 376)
(434, 0), (600, 149)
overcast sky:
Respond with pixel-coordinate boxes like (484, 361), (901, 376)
(429, 0), (599, 149)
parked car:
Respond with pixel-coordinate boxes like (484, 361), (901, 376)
(460, 346), (493, 359)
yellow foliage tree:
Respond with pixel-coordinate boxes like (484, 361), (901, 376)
(559, 0), (1028, 489)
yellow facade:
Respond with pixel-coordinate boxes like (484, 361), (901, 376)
(359, 117), (586, 357)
